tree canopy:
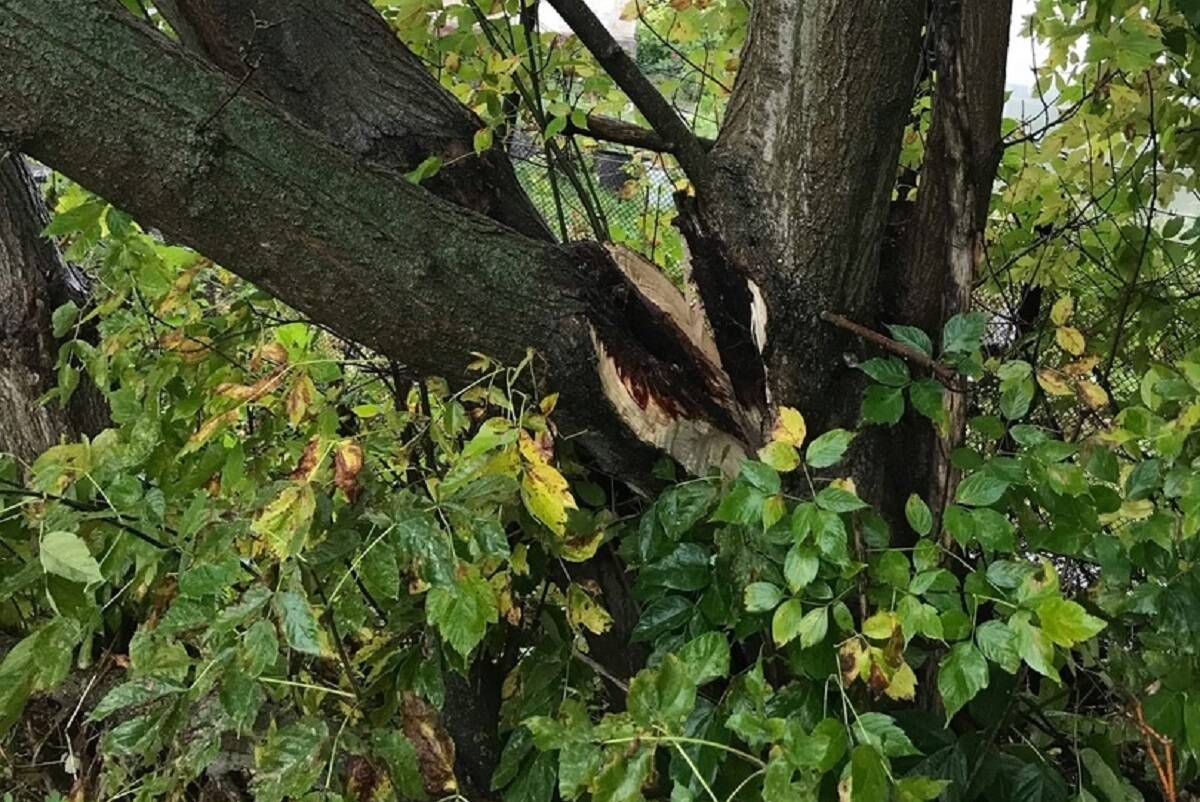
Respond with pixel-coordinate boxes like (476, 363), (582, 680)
(3, 1), (1200, 801)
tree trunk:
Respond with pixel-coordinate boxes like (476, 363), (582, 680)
(0, 154), (104, 464)
(0, 0), (1016, 790)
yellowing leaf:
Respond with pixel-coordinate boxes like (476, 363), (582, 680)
(757, 441), (799, 472)
(286, 374), (316, 427)
(1050, 295), (1074, 325)
(560, 530), (603, 562)
(884, 661), (918, 701)
(566, 584), (612, 635)
(252, 482), (316, 559)
(1077, 380), (1109, 410)
(863, 611), (898, 640)
(473, 127), (493, 154)
(1036, 368), (1073, 396)
(183, 409), (238, 454)
(1063, 355), (1099, 376)
(771, 406), (807, 447)
(334, 440), (365, 501)
(839, 638), (868, 685)
(518, 431), (577, 535)
(1055, 326), (1086, 356)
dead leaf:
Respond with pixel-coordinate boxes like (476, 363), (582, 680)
(334, 440), (365, 501)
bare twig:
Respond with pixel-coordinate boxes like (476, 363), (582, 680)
(819, 312), (960, 388)
(544, 0), (710, 187)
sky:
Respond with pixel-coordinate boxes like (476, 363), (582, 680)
(1007, 0), (1050, 91)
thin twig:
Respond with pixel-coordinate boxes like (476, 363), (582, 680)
(819, 312), (960, 388)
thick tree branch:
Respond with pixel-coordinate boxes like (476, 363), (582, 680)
(154, 0), (552, 241)
(0, 0), (753, 483)
(544, 0), (711, 188)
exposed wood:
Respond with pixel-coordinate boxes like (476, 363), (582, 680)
(0, 0), (759, 487)
(698, 0), (926, 444)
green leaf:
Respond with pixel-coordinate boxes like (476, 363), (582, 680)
(858, 357), (910, 387)
(592, 745), (654, 802)
(712, 483), (766, 525)
(784, 545), (820, 593)
(360, 545), (401, 601)
(0, 619), (80, 735)
(850, 745), (889, 802)
(372, 730), (427, 800)
(657, 482), (717, 539)
(886, 324), (933, 357)
(851, 712), (920, 757)
(905, 494), (932, 536)
(938, 642), (989, 719)
(641, 543), (712, 591)
(739, 460), (781, 493)
(90, 678), (182, 722)
(909, 378), (947, 428)
(955, 472), (1008, 506)
(427, 569), (499, 657)
(876, 550), (910, 589)
(51, 301), (79, 338)
(975, 620), (1020, 674)
(806, 429), (855, 468)
(252, 719), (329, 802)
(1036, 597), (1105, 647)
(632, 596), (691, 642)
(861, 384), (904, 425)
(39, 530), (103, 585)
(895, 777), (951, 802)
(942, 311), (987, 354)
(971, 507), (1016, 551)
(506, 750), (557, 802)
(771, 599), (804, 646)
(796, 605), (828, 648)
(1012, 616), (1059, 680)
(815, 485), (867, 512)
(676, 632), (730, 685)
(1000, 377), (1034, 420)
(274, 590), (322, 656)
(744, 582), (784, 613)
(942, 505), (975, 545)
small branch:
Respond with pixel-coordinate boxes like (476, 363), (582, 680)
(567, 113), (715, 154)
(819, 312), (959, 388)
(544, 0), (710, 188)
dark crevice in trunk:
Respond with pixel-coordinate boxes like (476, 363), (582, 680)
(675, 194), (768, 426)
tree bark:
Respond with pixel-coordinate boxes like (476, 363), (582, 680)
(0, 154), (105, 464)
(154, 0), (552, 241)
(0, 0), (765, 484)
(887, 0), (1012, 527)
(698, 0), (926, 439)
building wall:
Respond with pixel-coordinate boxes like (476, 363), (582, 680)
(539, 0), (636, 50)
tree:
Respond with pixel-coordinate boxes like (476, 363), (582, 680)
(0, 0), (1006, 499)
(3, 0), (1200, 800)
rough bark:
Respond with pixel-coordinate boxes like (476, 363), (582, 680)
(887, 0), (1012, 527)
(154, 0), (551, 241)
(698, 0), (926, 441)
(0, 0), (761, 482)
(0, 154), (104, 464)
